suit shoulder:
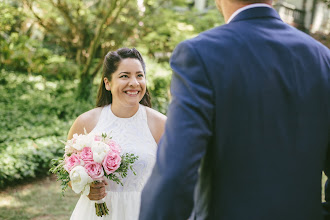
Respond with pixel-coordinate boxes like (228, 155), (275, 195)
(177, 24), (241, 52)
(285, 26), (330, 57)
(301, 33), (330, 53)
(184, 24), (233, 44)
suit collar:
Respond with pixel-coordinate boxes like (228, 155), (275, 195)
(227, 4), (272, 23)
(230, 6), (282, 23)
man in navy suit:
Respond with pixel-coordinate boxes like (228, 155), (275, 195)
(139, 0), (330, 219)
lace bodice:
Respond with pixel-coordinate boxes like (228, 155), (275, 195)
(91, 104), (157, 192)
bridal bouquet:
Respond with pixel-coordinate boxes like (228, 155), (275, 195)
(50, 132), (138, 217)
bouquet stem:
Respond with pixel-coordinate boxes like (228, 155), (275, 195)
(95, 201), (109, 217)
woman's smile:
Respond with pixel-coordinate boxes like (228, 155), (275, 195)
(124, 90), (140, 96)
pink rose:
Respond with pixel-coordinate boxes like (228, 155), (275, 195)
(64, 153), (81, 172)
(85, 162), (104, 180)
(106, 139), (121, 154)
(94, 135), (102, 142)
(80, 147), (93, 163)
(102, 151), (121, 175)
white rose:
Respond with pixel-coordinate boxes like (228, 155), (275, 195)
(65, 145), (75, 154)
(91, 141), (110, 163)
(72, 134), (93, 151)
(81, 184), (91, 196)
(72, 133), (79, 139)
(69, 166), (93, 194)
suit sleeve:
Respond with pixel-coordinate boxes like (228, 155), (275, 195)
(323, 48), (330, 220)
(139, 40), (214, 220)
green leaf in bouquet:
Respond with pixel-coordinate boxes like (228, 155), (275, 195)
(49, 157), (70, 196)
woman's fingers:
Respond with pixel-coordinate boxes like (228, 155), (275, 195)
(88, 181), (107, 200)
(90, 188), (105, 194)
(88, 188), (107, 200)
(91, 184), (105, 190)
(91, 181), (105, 188)
(88, 191), (107, 200)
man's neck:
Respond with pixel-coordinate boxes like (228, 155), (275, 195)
(222, 2), (247, 23)
(222, 1), (272, 23)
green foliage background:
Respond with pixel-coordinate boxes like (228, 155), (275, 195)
(0, 0), (224, 188)
(0, 70), (93, 187)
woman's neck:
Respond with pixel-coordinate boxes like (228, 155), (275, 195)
(110, 102), (140, 118)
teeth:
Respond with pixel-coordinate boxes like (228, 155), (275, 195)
(126, 91), (138, 95)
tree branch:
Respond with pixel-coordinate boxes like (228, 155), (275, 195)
(24, 0), (71, 48)
(81, 0), (129, 77)
(47, 0), (81, 43)
(91, 58), (104, 78)
(106, 0), (131, 26)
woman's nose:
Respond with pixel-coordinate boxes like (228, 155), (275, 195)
(129, 77), (139, 86)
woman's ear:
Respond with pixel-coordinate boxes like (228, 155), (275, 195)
(104, 77), (111, 91)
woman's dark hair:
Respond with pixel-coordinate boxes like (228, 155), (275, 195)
(96, 48), (152, 107)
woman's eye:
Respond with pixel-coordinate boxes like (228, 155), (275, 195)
(138, 74), (144, 77)
(120, 75), (128, 78)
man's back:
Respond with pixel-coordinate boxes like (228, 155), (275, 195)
(139, 6), (330, 220)
(191, 7), (330, 219)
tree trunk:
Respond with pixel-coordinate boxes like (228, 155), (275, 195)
(77, 73), (94, 101)
(76, 0), (129, 101)
(309, 0), (318, 31)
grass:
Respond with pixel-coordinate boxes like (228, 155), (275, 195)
(0, 174), (328, 220)
(0, 175), (79, 220)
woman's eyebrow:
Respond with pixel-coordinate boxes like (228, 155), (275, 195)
(119, 71), (143, 75)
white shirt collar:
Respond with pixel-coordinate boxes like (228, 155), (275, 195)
(227, 3), (272, 24)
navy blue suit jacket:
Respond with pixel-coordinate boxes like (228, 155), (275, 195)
(139, 7), (330, 220)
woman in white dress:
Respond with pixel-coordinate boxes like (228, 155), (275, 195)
(67, 48), (167, 219)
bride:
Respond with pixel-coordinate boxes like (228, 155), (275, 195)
(67, 48), (167, 219)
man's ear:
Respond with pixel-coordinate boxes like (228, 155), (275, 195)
(104, 77), (111, 91)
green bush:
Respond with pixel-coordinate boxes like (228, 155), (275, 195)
(144, 56), (172, 114)
(42, 55), (79, 80)
(1, 33), (79, 80)
(0, 70), (93, 188)
(0, 136), (63, 187)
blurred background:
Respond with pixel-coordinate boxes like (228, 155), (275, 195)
(0, 0), (329, 219)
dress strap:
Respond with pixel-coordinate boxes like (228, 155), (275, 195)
(90, 105), (111, 133)
(139, 104), (148, 121)
(105, 104), (117, 122)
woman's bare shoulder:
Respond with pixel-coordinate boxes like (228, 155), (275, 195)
(78, 107), (103, 123)
(146, 107), (167, 122)
(67, 107), (103, 140)
(145, 107), (167, 144)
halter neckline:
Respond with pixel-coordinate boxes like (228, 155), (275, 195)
(108, 104), (141, 120)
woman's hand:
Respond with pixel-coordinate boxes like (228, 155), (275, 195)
(88, 181), (108, 201)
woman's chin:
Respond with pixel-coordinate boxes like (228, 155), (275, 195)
(124, 100), (141, 107)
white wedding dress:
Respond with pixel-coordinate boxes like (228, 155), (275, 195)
(70, 104), (157, 220)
